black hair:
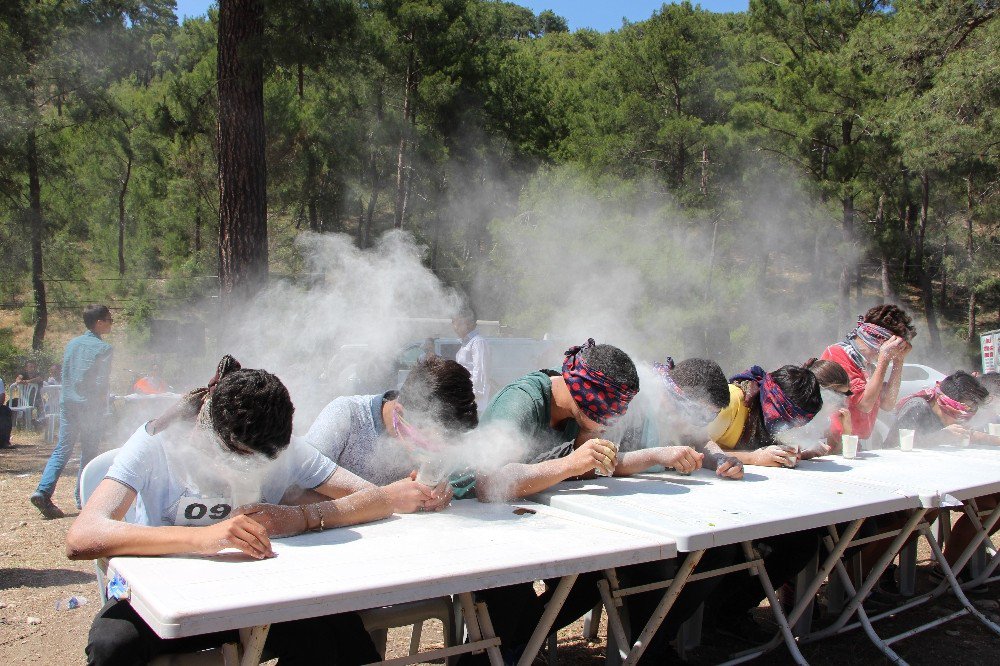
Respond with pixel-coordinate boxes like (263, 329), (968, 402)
(671, 358), (729, 409)
(978, 372), (1000, 397)
(939, 371), (990, 407)
(210, 368), (294, 459)
(399, 357), (479, 432)
(580, 343), (640, 394)
(770, 365), (823, 414)
(863, 304), (917, 341)
(83, 304), (112, 330)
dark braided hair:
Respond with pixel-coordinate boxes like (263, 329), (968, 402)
(863, 304), (917, 341)
(399, 357), (478, 432)
(210, 368), (294, 459)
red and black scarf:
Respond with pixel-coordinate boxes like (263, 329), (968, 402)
(562, 339), (638, 425)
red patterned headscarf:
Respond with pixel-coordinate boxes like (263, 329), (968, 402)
(562, 339), (638, 425)
(730, 366), (817, 434)
(897, 384), (977, 422)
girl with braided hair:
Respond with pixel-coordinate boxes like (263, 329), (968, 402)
(68, 356), (439, 666)
(819, 304), (916, 444)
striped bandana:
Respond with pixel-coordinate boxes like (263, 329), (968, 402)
(848, 317), (894, 351)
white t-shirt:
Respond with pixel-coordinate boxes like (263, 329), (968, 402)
(456, 330), (490, 411)
(107, 424), (336, 527)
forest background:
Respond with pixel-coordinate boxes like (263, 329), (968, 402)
(1, 0), (998, 390)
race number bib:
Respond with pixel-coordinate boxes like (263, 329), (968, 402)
(174, 496), (233, 526)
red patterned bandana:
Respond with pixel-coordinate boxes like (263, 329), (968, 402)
(899, 384), (977, 422)
(562, 339), (638, 425)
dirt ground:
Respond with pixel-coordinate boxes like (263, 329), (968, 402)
(2, 430), (999, 665)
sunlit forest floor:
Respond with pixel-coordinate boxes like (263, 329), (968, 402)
(2, 429), (999, 664)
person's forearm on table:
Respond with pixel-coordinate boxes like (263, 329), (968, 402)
(476, 459), (582, 501)
(303, 486), (395, 529)
(613, 449), (663, 476)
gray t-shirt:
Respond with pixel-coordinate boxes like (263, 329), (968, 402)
(107, 424), (336, 527)
(304, 393), (418, 486)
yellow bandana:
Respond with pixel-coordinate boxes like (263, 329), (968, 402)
(706, 384), (749, 449)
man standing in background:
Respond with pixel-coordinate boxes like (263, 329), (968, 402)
(31, 304), (114, 519)
(452, 306), (490, 412)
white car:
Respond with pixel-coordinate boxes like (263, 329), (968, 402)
(898, 363), (947, 399)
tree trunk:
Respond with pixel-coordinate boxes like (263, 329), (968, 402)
(839, 195), (855, 324)
(901, 200), (914, 281)
(966, 174), (976, 343)
(217, 0), (269, 302)
(699, 147), (709, 196)
(27, 129), (47, 350)
(297, 62), (304, 99)
(939, 223), (948, 305)
(194, 212), (202, 252)
(394, 48), (415, 229)
(118, 151), (132, 277)
(917, 171), (941, 350)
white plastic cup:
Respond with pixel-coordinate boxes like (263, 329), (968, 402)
(988, 424), (1000, 437)
(959, 434), (971, 448)
(842, 435), (859, 459)
(898, 429), (915, 452)
(415, 459), (449, 486)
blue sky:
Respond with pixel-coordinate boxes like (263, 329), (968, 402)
(174, 1), (749, 32)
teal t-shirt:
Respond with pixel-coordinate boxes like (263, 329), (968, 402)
(452, 371), (580, 498)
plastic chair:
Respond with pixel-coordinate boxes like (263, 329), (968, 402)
(360, 596), (458, 659)
(40, 385), (61, 443)
(9, 383), (39, 430)
(81, 450), (238, 666)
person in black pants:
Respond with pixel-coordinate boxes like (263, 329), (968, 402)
(87, 600), (381, 666)
(66, 356), (440, 666)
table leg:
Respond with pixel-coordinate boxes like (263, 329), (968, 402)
(516, 573), (578, 666)
(727, 518), (866, 664)
(951, 500), (1000, 588)
(603, 550), (704, 666)
(458, 592), (505, 666)
(919, 522), (1000, 637)
(741, 540), (809, 666)
(238, 624), (270, 666)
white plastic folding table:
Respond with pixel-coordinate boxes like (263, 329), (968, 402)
(106, 500), (674, 666)
(530, 468), (918, 665)
(761, 448), (1000, 665)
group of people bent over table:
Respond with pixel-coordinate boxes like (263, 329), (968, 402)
(67, 303), (1000, 665)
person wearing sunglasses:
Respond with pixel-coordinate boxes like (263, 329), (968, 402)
(32, 304), (115, 519)
(304, 356), (478, 510)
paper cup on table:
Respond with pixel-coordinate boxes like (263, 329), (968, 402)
(898, 429), (915, 451)
(988, 424), (1000, 437)
(594, 441), (619, 477)
(959, 434), (971, 448)
(842, 435), (859, 459)
(415, 459), (449, 486)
